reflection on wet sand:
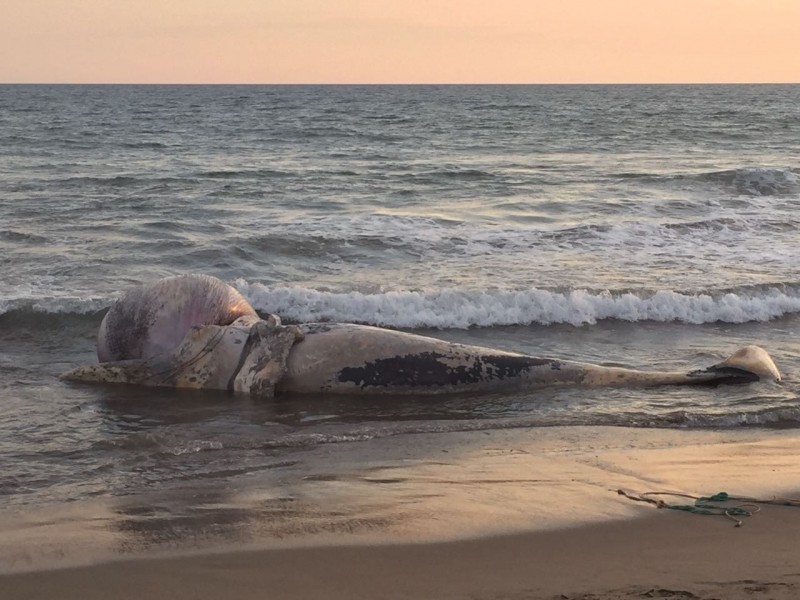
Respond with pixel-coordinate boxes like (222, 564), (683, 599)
(112, 486), (398, 556)
(4, 425), (800, 574)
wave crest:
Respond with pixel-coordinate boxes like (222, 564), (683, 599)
(701, 167), (799, 196)
(235, 282), (800, 329)
(4, 281), (800, 330)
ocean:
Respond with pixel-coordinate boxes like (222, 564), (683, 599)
(1, 84), (799, 560)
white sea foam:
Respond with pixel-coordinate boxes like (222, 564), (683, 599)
(4, 278), (800, 330)
(235, 281), (800, 329)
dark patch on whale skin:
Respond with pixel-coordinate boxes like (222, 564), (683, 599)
(337, 352), (558, 390)
(685, 365), (760, 387)
(226, 326), (260, 392)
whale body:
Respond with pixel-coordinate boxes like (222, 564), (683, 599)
(64, 275), (781, 396)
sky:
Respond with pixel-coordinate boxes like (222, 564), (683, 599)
(2, 0), (799, 84)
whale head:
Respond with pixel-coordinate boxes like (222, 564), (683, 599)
(97, 274), (257, 362)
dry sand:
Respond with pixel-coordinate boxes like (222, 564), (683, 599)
(3, 426), (800, 599)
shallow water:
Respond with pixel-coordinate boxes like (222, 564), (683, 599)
(1, 84), (799, 515)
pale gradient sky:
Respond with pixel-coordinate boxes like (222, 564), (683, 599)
(2, 0), (799, 84)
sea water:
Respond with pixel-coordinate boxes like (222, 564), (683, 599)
(1, 85), (799, 523)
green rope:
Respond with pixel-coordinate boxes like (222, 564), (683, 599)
(615, 489), (800, 527)
(701, 492), (730, 502)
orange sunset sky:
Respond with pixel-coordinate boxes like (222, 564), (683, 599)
(2, 0), (799, 84)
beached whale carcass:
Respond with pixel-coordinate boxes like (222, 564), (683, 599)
(62, 275), (782, 396)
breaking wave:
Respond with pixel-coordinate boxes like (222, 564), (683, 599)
(613, 167), (800, 197)
(4, 281), (800, 330)
(700, 167), (800, 196)
(234, 282), (800, 329)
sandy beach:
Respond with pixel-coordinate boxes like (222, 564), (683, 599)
(3, 425), (800, 599)
(5, 506), (800, 600)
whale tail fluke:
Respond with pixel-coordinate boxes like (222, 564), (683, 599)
(688, 345), (781, 386)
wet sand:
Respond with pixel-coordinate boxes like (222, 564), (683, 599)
(5, 508), (800, 600)
(3, 426), (800, 599)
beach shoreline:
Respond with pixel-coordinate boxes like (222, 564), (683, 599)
(3, 501), (800, 600)
(3, 425), (800, 598)
(3, 80), (800, 600)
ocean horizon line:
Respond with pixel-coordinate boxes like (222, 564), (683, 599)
(2, 81), (799, 87)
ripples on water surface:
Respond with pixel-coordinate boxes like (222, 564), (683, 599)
(1, 84), (799, 508)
